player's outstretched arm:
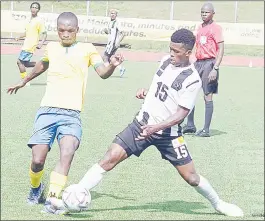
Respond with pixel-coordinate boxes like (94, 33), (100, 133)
(7, 61), (49, 94)
(95, 54), (124, 79)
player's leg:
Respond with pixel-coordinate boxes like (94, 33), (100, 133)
(195, 59), (218, 137)
(78, 142), (128, 191)
(43, 109), (82, 214)
(46, 109), (82, 200)
(156, 136), (243, 217)
(78, 119), (152, 191)
(176, 161), (243, 217)
(17, 50), (34, 80)
(27, 107), (58, 205)
(27, 144), (49, 205)
(46, 136), (80, 200)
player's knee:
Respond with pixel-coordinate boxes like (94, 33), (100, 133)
(60, 136), (79, 156)
(60, 144), (78, 159)
(99, 145), (126, 171)
(184, 173), (200, 186)
(32, 158), (45, 171)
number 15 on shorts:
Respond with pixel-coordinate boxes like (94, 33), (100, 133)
(172, 136), (192, 160)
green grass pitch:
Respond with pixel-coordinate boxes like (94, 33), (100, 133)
(1, 54), (264, 220)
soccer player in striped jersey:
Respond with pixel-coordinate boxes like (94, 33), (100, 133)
(7, 11), (124, 214)
(15, 2), (47, 86)
(103, 9), (126, 77)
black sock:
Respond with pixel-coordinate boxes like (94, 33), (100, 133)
(187, 107), (195, 127)
(204, 101), (213, 133)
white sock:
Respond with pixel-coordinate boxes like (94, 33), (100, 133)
(194, 175), (220, 208)
(78, 163), (106, 191)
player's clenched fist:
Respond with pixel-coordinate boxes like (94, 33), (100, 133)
(136, 88), (148, 99)
(109, 53), (124, 67)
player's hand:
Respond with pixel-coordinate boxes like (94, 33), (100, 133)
(208, 69), (217, 82)
(136, 88), (148, 99)
(135, 125), (159, 140)
(36, 43), (43, 49)
(7, 81), (26, 95)
(109, 53), (124, 67)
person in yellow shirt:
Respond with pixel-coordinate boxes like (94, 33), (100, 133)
(15, 2), (47, 84)
(7, 11), (124, 214)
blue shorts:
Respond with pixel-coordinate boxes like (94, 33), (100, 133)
(28, 107), (82, 150)
(18, 50), (33, 62)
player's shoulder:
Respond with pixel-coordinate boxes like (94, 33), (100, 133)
(181, 64), (202, 89)
(80, 42), (98, 53)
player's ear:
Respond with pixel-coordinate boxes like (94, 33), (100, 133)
(76, 27), (79, 32)
(186, 50), (192, 56)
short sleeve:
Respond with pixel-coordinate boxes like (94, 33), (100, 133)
(178, 80), (201, 110)
(213, 24), (224, 43)
(38, 20), (46, 34)
(86, 44), (104, 68)
(41, 43), (49, 62)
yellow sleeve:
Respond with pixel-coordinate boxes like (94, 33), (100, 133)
(38, 20), (46, 34)
(86, 44), (104, 69)
(41, 43), (49, 62)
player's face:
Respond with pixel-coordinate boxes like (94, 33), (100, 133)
(110, 11), (117, 20)
(30, 4), (39, 16)
(201, 8), (214, 22)
(169, 42), (191, 66)
(57, 23), (79, 46)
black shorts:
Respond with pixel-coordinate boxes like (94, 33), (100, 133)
(113, 119), (192, 166)
(194, 58), (219, 95)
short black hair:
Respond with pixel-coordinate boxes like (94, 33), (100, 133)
(57, 12), (78, 27)
(171, 28), (195, 51)
(30, 2), (41, 10)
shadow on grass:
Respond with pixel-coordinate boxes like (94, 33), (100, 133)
(185, 129), (227, 137)
(70, 198), (218, 219)
(91, 191), (136, 201)
(30, 83), (47, 86)
(210, 129), (227, 136)
(109, 76), (128, 79)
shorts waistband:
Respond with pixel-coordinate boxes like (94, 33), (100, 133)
(196, 58), (216, 61)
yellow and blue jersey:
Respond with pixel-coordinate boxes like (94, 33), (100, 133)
(40, 41), (104, 111)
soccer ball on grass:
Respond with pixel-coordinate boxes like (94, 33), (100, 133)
(62, 184), (91, 212)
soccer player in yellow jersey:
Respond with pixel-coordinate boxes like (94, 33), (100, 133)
(7, 12), (124, 214)
(15, 2), (47, 84)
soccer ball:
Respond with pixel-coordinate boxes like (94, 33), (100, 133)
(62, 184), (91, 212)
